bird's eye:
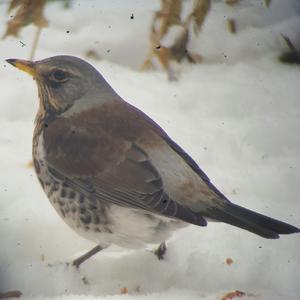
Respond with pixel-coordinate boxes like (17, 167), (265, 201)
(50, 69), (67, 82)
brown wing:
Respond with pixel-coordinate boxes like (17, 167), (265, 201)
(43, 114), (207, 226)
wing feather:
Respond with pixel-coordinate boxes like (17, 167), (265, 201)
(44, 117), (206, 226)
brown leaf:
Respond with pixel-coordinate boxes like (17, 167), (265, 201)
(120, 287), (128, 294)
(190, 0), (211, 35)
(225, 257), (234, 266)
(3, 0), (48, 39)
(8, 0), (22, 12)
(225, 0), (239, 6)
(220, 290), (246, 300)
(156, 0), (182, 37)
(0, 291), (22, 299)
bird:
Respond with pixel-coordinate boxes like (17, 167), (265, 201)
(6, 55), (299, 267)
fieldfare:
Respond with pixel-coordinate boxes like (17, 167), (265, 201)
(6, 56), (299, 267)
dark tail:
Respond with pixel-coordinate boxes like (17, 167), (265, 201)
(206, 202), (300, 239)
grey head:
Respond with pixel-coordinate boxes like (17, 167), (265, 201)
(6, 55), (118, 115)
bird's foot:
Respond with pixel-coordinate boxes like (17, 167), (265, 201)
(154, 242), (167, 260)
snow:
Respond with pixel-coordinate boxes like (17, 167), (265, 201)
(0, 0), (299, 299)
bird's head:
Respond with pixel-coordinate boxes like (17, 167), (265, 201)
(6, 55), (116, 116)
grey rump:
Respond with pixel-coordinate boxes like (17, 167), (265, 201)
(6, 55), (300, 267)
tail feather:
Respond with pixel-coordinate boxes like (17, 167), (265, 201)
(206, 202), (300, 239)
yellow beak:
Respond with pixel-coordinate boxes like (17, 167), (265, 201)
(6, 58), (36, 77)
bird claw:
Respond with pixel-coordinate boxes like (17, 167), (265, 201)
(154, 242), (167, 260)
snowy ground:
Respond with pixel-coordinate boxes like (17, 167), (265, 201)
(0, 0), (300, 299)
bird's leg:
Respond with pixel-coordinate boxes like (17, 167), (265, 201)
(72, 244), (103, 268)
(154, 242), (167, 260)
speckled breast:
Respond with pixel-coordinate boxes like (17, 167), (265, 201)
(32, 132), (113, 241)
